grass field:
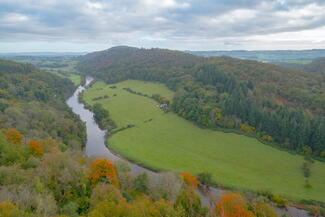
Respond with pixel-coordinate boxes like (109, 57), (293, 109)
(83, 80), (325, 202)
(284, 59), (313, 64)
(56, 73), (81, 86)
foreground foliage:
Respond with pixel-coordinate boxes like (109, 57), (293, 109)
(0, 129), (289, 217)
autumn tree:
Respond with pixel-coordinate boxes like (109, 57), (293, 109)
(89, 158), (119, 187)
(90, 184), (122, 206)
(216, 193), (256, 217)
(254, 203), (277, 217)
(175, 187), (207, 217)
(4, 129), (24, 145)
(0, 201), (21, 217)
(28, 141), (44, 157)
(89, 196), (184, 217)
(239, 124), (255, 134)
(180, 172), (200, 189)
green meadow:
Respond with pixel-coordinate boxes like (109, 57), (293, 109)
(56, 73), (81, 86)
(83, 80), (325, 202)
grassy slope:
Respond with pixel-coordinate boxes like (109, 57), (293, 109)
(56, 73), (81, 86)
(83, 80), (325, 202)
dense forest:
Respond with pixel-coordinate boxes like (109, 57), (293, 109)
(77, 46), (325, 158)
(1, 127), (295, 217)
(303, 57), (325, 75)
(0, 59), (85, 148)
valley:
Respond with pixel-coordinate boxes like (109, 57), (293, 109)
(82, 79), (325, 202)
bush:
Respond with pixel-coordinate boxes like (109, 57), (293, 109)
(271, 195), (288, 207)
(197, 172), (213, 186)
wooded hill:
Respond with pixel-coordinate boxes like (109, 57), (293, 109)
(303, 57), (325, 75)
(278, 57), (325, 76)
(77, 46), (325, 157)
(0, 59), (86, 148)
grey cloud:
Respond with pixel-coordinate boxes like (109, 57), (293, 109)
(0, 0), (325, 50)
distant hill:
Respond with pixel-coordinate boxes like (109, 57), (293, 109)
(0, 52), (86, 57)
(303, 57), (325, 75)
(78, 46), (203, 75)
(276, 57), (325, 75)
(187, 49), (325, 63)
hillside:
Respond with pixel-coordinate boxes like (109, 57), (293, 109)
(0, 59), (85, 147)
(303, 57), (325, 75)
(77, 46), (325, 158)
(82, 80), (325, 202)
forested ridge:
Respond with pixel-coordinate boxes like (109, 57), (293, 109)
(77, 46), (325, 158)
(303, 57), (325, 75)
(0, 59), (85, 148)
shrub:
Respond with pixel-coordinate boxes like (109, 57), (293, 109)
(0, 201), (21, 217)
(271, 195), (288, 207)
(180, 172), (199, 188)
(261, 135), (273, 142)
(254, 203), (277, 217)
(197, 172), (213, 186)
(4, 129), (24, 145)
(239, 124), (255, 134)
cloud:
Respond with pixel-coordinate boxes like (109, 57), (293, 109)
(0, 0), (325, 51)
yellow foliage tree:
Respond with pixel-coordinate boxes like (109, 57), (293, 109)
(4, 129), (24, 145)
(88, 196), (183, 217)
(239, 124), (255, 134)
(254, 203), (277, 217)
(261, 135), (273, 142)
(0, 201), (20, 217)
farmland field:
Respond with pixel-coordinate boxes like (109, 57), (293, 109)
(83, 80), (325, 202)
(56, 73), (81, 86)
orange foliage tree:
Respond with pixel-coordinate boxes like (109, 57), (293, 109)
(180, 172), (200, 188)
(4, 129), (24, 145)
(216, 193), (256, 217)
(28, 141), (44, 157)
(89, 158), (119, 187)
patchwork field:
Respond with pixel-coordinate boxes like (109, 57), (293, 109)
(83, 80), (325, 202)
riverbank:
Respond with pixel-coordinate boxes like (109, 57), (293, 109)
(67, 77), (322, 216)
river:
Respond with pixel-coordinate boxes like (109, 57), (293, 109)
(66, 76), (313, 217)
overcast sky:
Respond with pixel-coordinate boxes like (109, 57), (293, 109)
(1, 0), (325, 52)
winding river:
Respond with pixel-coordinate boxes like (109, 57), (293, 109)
(66, 76), (312, 217)
(66, 77), (151, 175)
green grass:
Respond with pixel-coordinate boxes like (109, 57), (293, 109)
(83, 80), (325, 202)
(56, 73), (81, 86)
(284, 59), (312, 64)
